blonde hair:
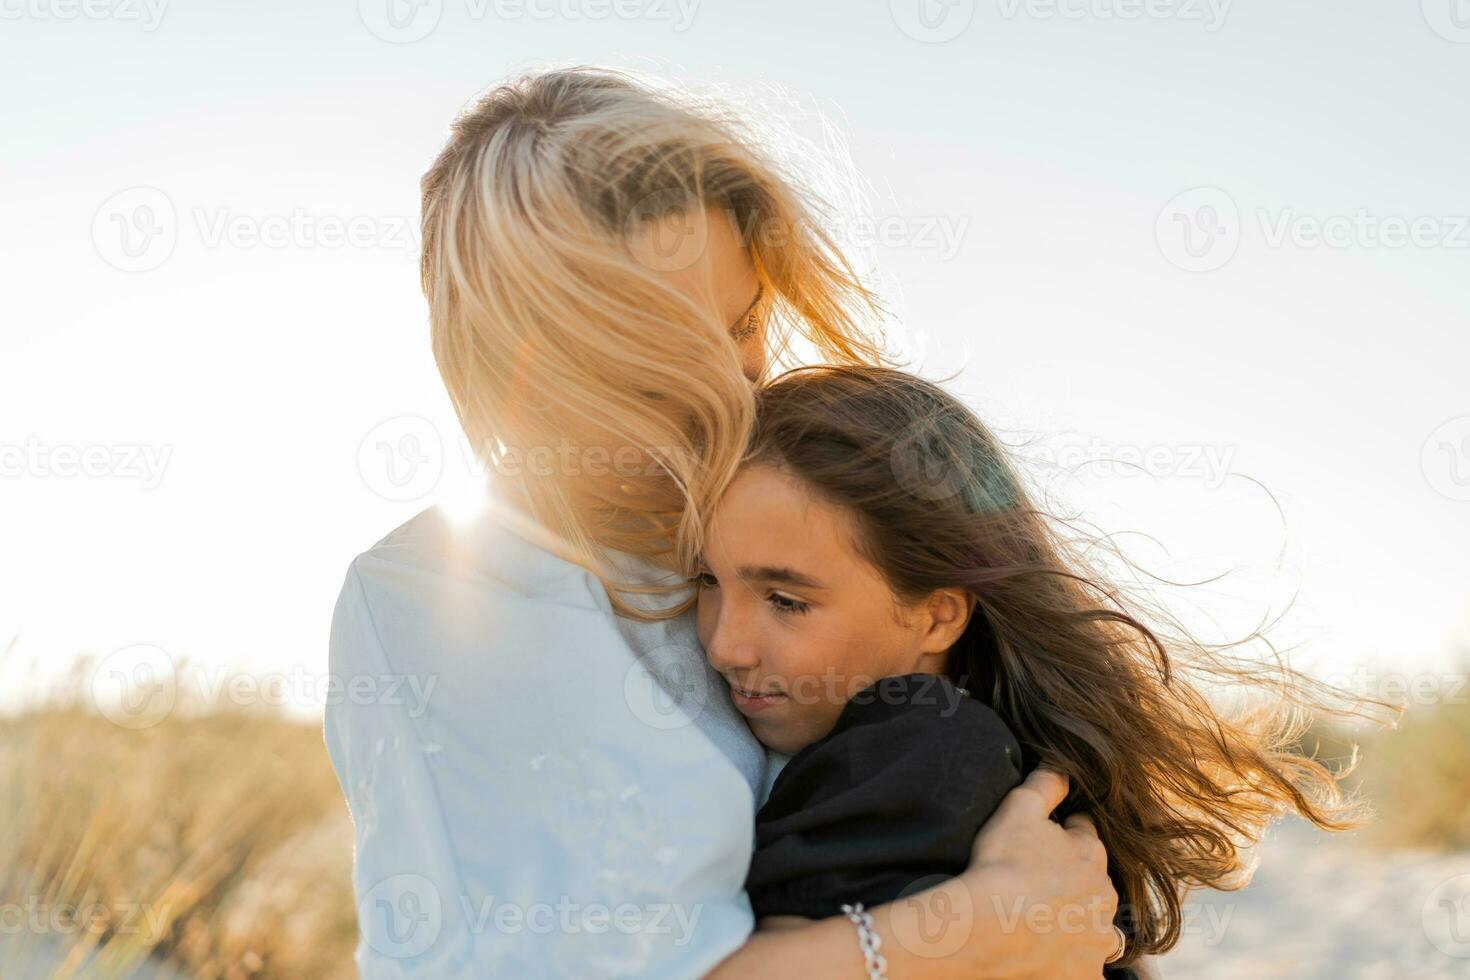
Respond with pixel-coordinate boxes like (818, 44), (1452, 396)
(420, 66), (891, 617)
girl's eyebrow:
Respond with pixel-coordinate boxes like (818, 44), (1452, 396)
(737, 564), (827, 591)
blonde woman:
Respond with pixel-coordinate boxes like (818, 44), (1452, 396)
(325, 67), (1122, 979)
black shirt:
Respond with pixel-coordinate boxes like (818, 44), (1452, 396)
(746, 672), (1138, 979)
(747, 673), (1022, 917)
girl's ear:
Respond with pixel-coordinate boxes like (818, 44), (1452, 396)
(920, 588), (976, 655)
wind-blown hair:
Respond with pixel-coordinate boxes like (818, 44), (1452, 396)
(420, 67), (890, 614)
(744, 363), (1375, 966)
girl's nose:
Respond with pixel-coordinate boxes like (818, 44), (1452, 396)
(704, 613), (760, 676)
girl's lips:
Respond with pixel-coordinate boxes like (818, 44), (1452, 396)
(730, 686), (786, 714)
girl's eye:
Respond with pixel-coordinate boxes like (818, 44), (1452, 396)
(695, 571), (808, 615)
(768, 593), (810, 616)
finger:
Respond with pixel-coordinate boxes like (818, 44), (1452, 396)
(1063, 812), (1111, 870)
(1001, 767), (1069, 820)
(1062, 811), (1098, 838)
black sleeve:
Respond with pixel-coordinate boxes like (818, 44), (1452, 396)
(746, 673), (1023, 920)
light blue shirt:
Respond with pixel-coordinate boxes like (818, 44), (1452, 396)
(324, 502), (789, 979)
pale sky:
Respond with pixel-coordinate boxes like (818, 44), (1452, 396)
(2, 0), (1467, 714)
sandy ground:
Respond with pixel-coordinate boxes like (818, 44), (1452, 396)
(1161, 819), (1470, 979)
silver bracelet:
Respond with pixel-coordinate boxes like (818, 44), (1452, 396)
(839, 902), (890, 980)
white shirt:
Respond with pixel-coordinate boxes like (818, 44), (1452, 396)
(324, 502), (789, 979)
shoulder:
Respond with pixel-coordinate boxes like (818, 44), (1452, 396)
(326, 504), (753, 795)
(763, 675), (1022, 813)
(848, 677), (1021, 790)
(835, 674), (1017, 747)
(343, 502), (607, 612)
(327, 503), (628, 693)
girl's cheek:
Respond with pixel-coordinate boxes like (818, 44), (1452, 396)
(694, 600), (715, 653)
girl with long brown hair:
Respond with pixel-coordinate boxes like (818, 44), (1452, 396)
(696, 364), (1365, 973)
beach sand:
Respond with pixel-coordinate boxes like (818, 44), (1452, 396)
(1161, 819), (1470, 979)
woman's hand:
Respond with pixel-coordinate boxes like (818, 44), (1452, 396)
(957, 767), (1120, 979)
(708, 768), (1119, 980)
(847, 767), (1117, 979)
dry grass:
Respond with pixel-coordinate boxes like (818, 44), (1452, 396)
(0, 661), (357, 979)
(1348, 699), (1470, 850)
(3, 647), (1465, 978)
(1294, 652), (1470, 851)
